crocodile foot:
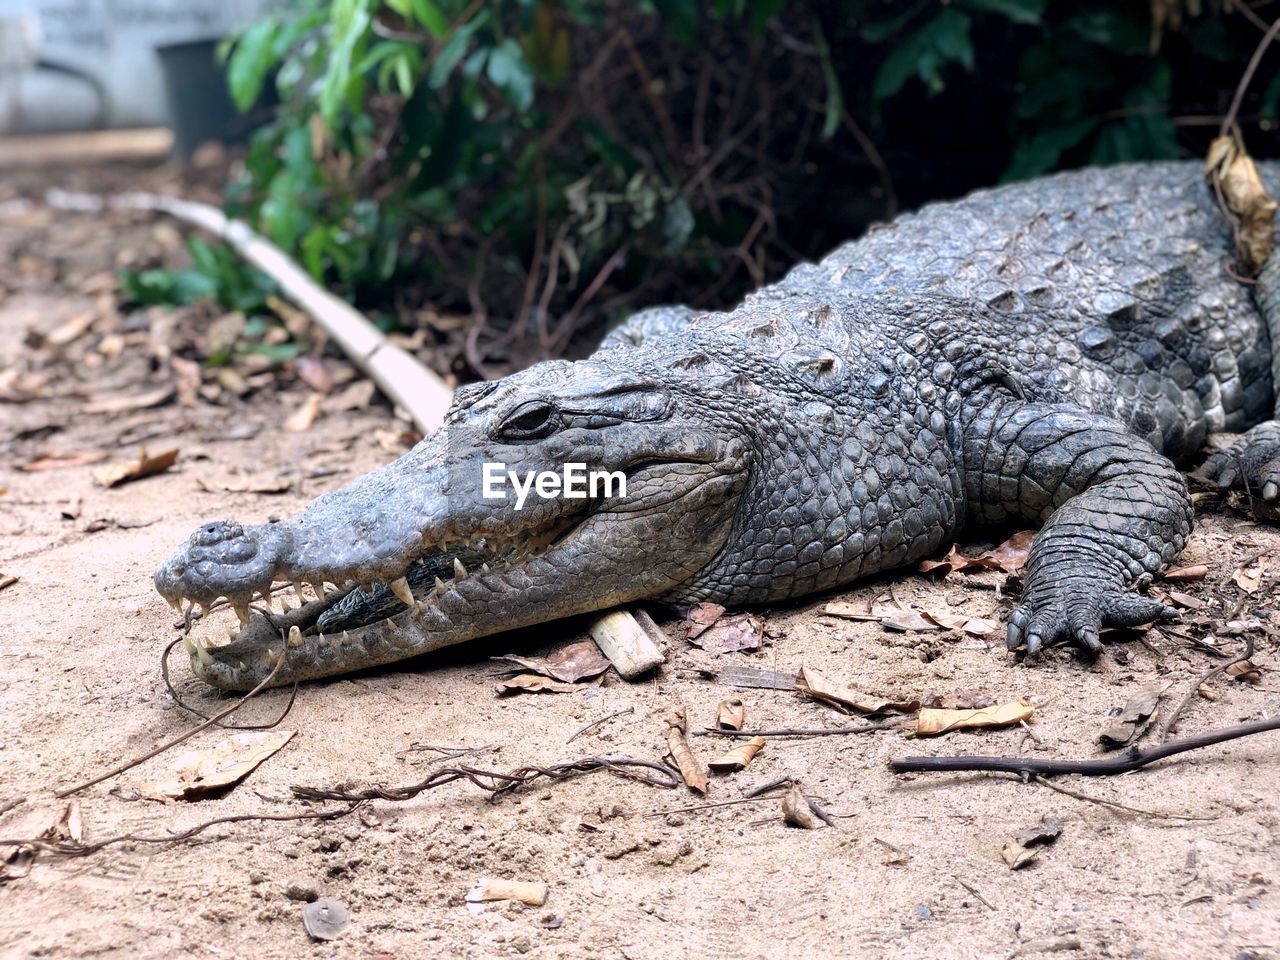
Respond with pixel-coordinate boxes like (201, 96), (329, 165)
(1199, 420), (1280, 501)
(1007, 570), (1179, 658)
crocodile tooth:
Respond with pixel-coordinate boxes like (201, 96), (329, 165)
(227, 627), (238, 641)
(341, 630), (351, 646)
(293, 582), (306, 603)
(236, 660), (247, 672)
(454, 558), (467, 579)
(287, 625), (303, 648)
(182, 635), (197, 655)
(317, 631), (329, 646)
(389, 576), (415, 606)
(197, 602), (210, 620)
(481, 563), (491, 575)
(194, 642), (213, 666)
(384, 618), (397, 631)
(168, 597), (182, 612)
(231, 600), (251, 625)
(310, 581), (327, 601)
(434, 576), (447, 593)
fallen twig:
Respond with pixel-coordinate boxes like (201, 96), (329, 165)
(1030, 774), (1214, 821)
(1159, 635), (1255, 742)
(55, 650), (287, 798)
(694, 720), (900, 738)
(161, 638), (298, 730)
(566, 707), (635, 743)
(292, 756), (681, 803)
(45, 189), (451, 431)
(891, 715), (1280, 777)
(0, 804), (358, 859)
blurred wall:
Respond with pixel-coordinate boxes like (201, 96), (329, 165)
(0, 0), (278, 133)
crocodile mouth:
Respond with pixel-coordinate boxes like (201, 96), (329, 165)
(158, 504), (593, 691)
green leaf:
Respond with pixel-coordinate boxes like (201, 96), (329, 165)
(1003, 116), (1099, 181)
(429, 10), (488, 88)
(226, 19), (279, 112)
(653, 0), (698, 45)
(872, 9), (973, 104)
(1263, 73), (1280, 121)
(959, 0), (1046, 25)
(486, 38), (535, 110)
(810, 15), (843, 140)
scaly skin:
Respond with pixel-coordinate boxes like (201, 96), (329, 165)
(157, 161), (1280, 689)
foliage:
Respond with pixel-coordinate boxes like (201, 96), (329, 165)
(154, 0), (1273, 374)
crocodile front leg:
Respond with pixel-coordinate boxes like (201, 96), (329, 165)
(964, 400), (1191, 657)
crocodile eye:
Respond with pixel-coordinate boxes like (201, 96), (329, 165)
(497, 400), (560, 440)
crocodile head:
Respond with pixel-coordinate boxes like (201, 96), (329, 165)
(155, 357), (751, 689)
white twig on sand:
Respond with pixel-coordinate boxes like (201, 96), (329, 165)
(45, 188), (452, 432)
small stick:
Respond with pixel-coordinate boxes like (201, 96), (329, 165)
(742, 776), (793, 799)
(643, 795), (780, 818)
(955, 876), (996, 911)
(567, 707), (635, 743)
(891, 715), (1280, 777)
(1031, 775), (1214, 822)
(55, 650), (287, 798)
(695, 720), (900, 738)
(0, 804), (357, 858)
(161, 638), (298, 730)
(1159, 636), (1255, 742)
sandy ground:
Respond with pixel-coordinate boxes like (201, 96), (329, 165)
(1, 162), (1278, 960)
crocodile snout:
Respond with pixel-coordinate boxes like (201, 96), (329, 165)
(155, 519), (293, 613)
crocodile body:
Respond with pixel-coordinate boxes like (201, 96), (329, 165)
(156, 161), (1280, 689)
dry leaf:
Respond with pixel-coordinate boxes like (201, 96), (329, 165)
(0, 574), (19, 593)
(1206, 134), (1277, 274)
(916, 701), (1035, 737)
(45, 310), (97, 347)
(93, 447), (178, 488)
(973, 530), (1036, 573)
(18, 450), (108, 472)
(1098, 687), (1162, 749)
(782, 783), (816, 829)
(922, 690), (994, 711)
(324, 380), (375, 413)
(496, 673), (581, 695)
(1232, 555), (1271, 593)
(493, 640), (611, 683)
(466, 878), (548, 906)
(1226, 659), (1262, 684)
(285, 393), (325, 432)
(917, 531), (1036, 576)
(138, 730), (294, 800)
(797, 665), (919, 715)
(1163, 564), (1208, 581)
(716, 698), (745, 730)
(688, 613), (763, 654)
(709, 735), (765, 772)
(684, 602), (727, 639)
(1001, 818), (1063, 870)
(921, 610), (1000, 637)
(874, 837), (911, 865)
(294, 355), (335, 394)
(83, 385), (174, 415)
(1167, 590), (1202, 610)
(665, 707), (709, 793)
(195, 474), (293, 495)
(41, 801), (83, 844)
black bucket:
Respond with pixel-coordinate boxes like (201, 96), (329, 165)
(155, 37), (276, 158)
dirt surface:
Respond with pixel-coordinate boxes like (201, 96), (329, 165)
(2, 161), (1278, 960)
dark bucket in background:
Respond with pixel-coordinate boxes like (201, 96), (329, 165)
(155, 38), (275, 158)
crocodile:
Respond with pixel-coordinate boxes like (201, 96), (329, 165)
(156, 160), (1280, 691)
